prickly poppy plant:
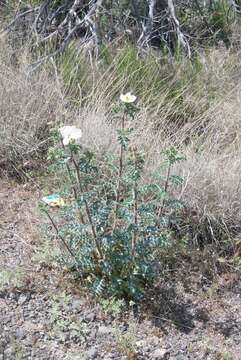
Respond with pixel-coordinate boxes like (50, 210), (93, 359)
(41, 94), (185, 300)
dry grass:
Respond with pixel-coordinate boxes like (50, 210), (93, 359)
(73, 50), (241, 246)
(0, 39), (65, 176)
(0, 38), (240, 246)
(141, 87), (241, 245)
(188, 103), (240, 244)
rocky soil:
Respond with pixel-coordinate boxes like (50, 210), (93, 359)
(0, 179), (241, 360)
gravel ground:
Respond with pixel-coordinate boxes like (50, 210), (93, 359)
(0, 179), (241, 360)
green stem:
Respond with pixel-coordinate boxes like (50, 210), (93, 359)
(115, 113), (125, 221)
(71, 152), (103, 260)
(44, 209), (76, 259)
(61, 140), (85, 224)
(156, 161), (171, 225)
(132, 177), (138, 257)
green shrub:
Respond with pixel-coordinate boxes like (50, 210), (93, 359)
(0, 268), (26, 290)
(41, 94), (185, 300)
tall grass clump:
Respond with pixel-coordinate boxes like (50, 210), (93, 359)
(55, 43), (241, 127)
(0, 39), (65, 176)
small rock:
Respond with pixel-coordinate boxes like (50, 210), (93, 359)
(98, 325), (111, 337)
(149, 336), (160, 347)
(86, 347), (98, 359)
(18, 293), (30, 305)
(119, 323), (129, 332)
(9, 292), (19, 301)
(152, 348), (170, 359)
(85, 312), (96, 322)
(15, 328), (26, 340)
(71, 299), (83, 311)
(136, 340), (146, 348)
(89, 326), (98, 340)
(173, 355), (187, 360)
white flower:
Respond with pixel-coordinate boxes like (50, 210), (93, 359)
(59, 126), (82, 146)
(120, 92), (137, 104)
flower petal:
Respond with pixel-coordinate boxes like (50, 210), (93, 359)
(120, 92), (137, 103)
(59, 126), (82, 145)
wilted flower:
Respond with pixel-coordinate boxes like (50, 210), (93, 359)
(59, 126), (82, 146)
(42, 194), (65, 207)
(120, 92), (137, 104)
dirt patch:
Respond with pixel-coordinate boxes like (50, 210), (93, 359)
(0, 179), (240, 359)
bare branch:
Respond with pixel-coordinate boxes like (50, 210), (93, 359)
(138, 0), (156, 47)
(167, 0), (191, 57)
